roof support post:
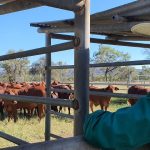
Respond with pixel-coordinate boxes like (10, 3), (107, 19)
(74, 0), (90, 135)
(45, 33), (51, 141)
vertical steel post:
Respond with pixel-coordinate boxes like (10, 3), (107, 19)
(74, 0), (90, 135)
(45, 33), (51, 141)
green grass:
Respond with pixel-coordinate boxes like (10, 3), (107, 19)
(0, 98), (129, 148)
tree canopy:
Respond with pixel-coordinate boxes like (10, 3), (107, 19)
(0, 50), (29, 82)
(92, 45), (131, 81)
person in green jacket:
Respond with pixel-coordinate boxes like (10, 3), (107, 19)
(84, 94), (150, 150)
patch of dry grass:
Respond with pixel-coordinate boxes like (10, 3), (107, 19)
(0, 116), (73, 148)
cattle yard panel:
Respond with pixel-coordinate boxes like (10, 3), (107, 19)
(0, 0), (150, 149)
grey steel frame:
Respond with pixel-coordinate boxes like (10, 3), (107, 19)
(0, 0), (150, 148)
(45, 33), (51, 141)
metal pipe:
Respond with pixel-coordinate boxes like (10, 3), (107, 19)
(89, 82), (150, 87)
(50, 33), (74, 40)
(106, 35), (150, 41)
(90, 60), (150, 67)
(60, 82), (150, 87)
(44, 33), (150, 48)
(0, 41), (74, 61)
(74, 0), (90, 135)
(45, 33), (51, 141)
(0, 131), (29, 145)
(50, 133), (63, 139)
(90, 38), (150, 48)
(89, 91), (146, 99)
(50, 65), (74, 69)
(51, 111), (74, 119)
(0, 94), (76, 108)
(48, 60), (150, 70)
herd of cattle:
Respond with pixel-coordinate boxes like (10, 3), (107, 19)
(0, 80), (149, 122)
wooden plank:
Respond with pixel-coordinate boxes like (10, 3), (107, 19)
(36, 0), (84, 11)
(0, 0), (16, 4)
(0, 0), (84, 15)
(0, 0), (41, 15)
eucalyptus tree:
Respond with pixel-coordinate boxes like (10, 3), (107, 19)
(0, 50), (29, 82)
(92, 45), (131, 81)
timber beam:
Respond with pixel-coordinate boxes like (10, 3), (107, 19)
(0, 0), (84, 15)
(0, 0), (41, 15)
(35, 0), (84, 12)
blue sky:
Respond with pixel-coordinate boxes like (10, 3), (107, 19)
(0, 0), (149, 68)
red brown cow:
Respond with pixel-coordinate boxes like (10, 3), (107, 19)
(89, 85), (119, 112)
(0, 86), (5, 120)
(18, 83), (46, 120)
(128, 85), (150, 105)
(3, 89), (18, 122)
(51, 84), (73, 114)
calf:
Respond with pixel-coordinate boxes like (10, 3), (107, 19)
(128, 85), (150, 105)
(89, 85), (119, 112)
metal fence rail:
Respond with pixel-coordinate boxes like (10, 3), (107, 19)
(0, 131), (29, 146)
(89, 91), (145, 99)
(49, 60), (150, 70)
(90, 82), (150, 87)
(0, 41), (74, 61)
(51, 88), (147, 99)
(51, 111), (74, 119)
(42, 33), (150, 48)
(0, 94), (78, 109)
(50, 133), (63, 139)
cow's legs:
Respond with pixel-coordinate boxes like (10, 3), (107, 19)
(100, 105), (104, 110)
(90, 101), (94, 112)
(68, 107), (70, 115)
(59, 106), (62, 113)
